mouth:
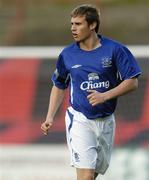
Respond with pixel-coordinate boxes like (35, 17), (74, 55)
(72, 33), (78, 38)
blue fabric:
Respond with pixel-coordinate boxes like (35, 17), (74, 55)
(52, 35), (141, 119)
(67, 109), (74, 132)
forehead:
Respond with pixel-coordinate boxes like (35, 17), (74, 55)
(71, 15), (86, 23)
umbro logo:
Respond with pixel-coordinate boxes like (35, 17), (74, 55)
(71, 64), (82, 68)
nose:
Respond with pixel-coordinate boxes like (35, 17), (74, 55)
(71, 24), (76, 32)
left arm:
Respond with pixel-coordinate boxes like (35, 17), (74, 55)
(87, 78), (138, 106)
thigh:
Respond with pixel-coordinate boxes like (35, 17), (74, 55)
(76, 168), (95, 180)
(96, 114), (115, 174)
(102, 114), (116, 158)
(65, 107), (98, 169)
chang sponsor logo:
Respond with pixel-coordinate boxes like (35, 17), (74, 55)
(80, 81), (110, 90)
(80, 73), (110, 90)
(88, 73), (99, 80)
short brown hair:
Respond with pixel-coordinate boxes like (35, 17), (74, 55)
(71, 4), (100, 33)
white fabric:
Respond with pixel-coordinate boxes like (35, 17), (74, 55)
(65, 106), (115, 174)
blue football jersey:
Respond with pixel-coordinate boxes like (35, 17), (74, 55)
(52, 35), (141, 119)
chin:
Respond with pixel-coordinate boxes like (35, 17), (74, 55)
(73, 37), (79, 42)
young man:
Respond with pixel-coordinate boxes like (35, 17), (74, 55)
(41, 4), (141, 180)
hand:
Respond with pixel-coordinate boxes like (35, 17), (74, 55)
(87, 90), (106, 106)
(41, 119), (53, 135)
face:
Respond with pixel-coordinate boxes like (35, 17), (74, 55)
(71, 15), (94, 42)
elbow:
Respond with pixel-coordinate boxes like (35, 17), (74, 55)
(132, 78), (139, 91)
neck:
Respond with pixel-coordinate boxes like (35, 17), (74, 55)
(79, 33), (101, 51)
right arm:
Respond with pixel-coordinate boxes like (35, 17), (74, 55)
(41, 85), (66, 135)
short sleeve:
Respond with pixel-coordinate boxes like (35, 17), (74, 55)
(114, 45), (141, 80)
(51, 53), (70, 89)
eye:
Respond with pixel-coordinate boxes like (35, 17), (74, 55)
(76, 22), (81, 25)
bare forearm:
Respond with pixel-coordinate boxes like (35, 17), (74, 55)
(87, 78), (139, 106)
(105, 78), (138, 101)
(41, 86), (65, 135)
(46, 86), (65, 119)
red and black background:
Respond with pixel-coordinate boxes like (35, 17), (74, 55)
(0, 58), (149, 147)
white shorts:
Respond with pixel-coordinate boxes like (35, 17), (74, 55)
(65, 106), (115, 175)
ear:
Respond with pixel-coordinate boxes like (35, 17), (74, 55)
(90, 22), (97, 31)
